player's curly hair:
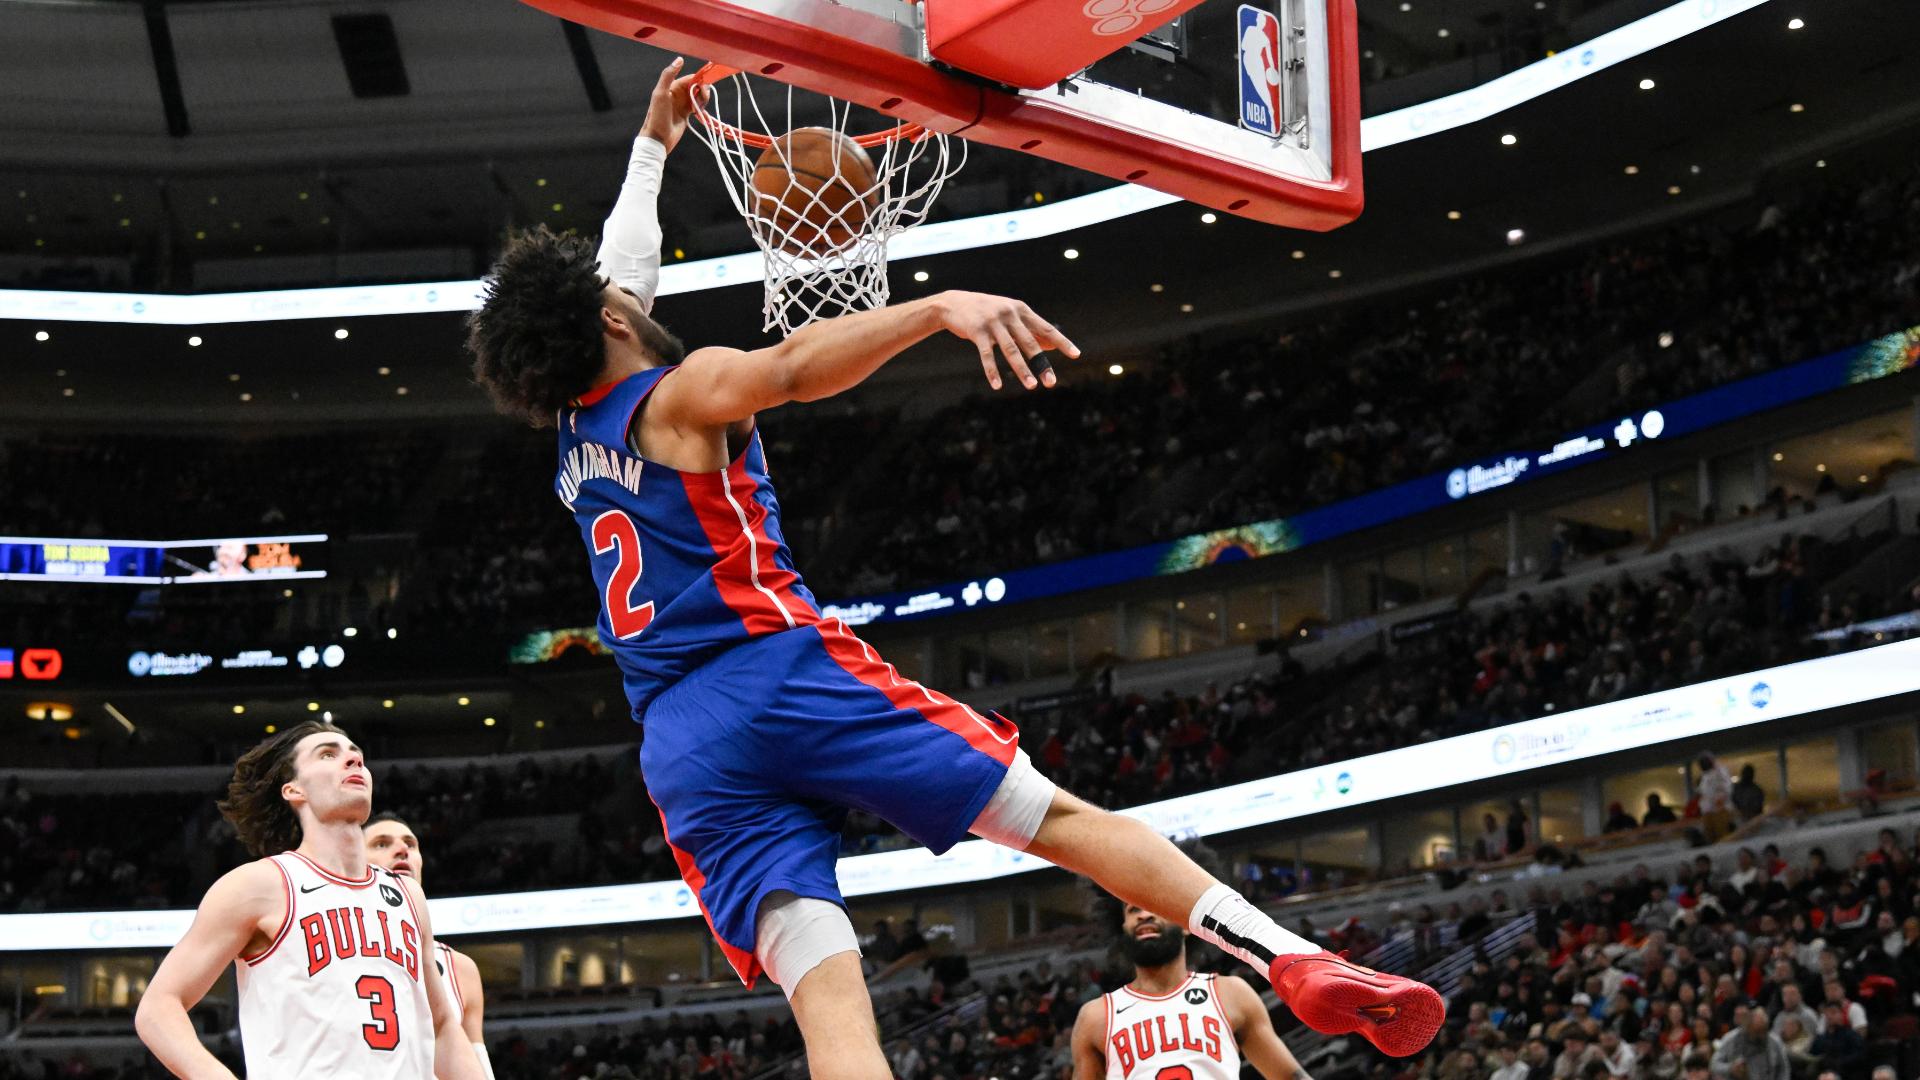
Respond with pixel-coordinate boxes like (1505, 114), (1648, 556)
(467, 225), (685, 427)
(217, 720), (349, 858)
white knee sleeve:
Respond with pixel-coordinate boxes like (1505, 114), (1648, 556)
(755, 891), (860, 998)
(969, 749), (1056, 851)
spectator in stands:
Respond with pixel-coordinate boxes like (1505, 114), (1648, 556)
(1731, 765), (1766, 823)
(1644, 794), (1679, 827)
(1809, 1002), (1867, 1078)
(869, 918), (900, 964)
(1554, 1029), (1600, 1078)
(1697, 755), (1735, 840)
(1710, 1008), (1788, 1080)
(1603, 803), (1639, 833)
(1478, 813), (1508, 862)
(1771, 984), (1818, 1042)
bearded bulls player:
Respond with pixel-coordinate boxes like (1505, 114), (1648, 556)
(134, 722), (487, 1080)
(1073, 900), (1310, 1080)
(364, 812), (492, 1080)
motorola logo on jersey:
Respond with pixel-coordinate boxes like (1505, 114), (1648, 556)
(1184, 986), (1210, 1005)
(379, 882), (404, 908)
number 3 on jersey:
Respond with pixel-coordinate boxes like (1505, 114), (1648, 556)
(592, 510), (655, 639)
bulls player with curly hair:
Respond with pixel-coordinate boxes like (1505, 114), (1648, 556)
(1074, 848), (1309, 1080)
(135, 722), (486, 1080)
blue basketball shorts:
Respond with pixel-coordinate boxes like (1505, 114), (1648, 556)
(639, 617), (1038, 986)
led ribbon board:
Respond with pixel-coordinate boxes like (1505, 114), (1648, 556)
(0, 0), (1773, 326)
(6, 636), (1916, 951)
(0, 535), (327, 585)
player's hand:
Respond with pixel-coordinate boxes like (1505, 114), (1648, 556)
(934, 291), (1079, 391)
(639, 58), (702, 155)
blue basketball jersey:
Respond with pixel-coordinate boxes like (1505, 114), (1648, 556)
(555, 367), (823, 717)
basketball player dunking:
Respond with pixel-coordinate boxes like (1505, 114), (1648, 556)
(1073, 899), (1309, 1080)
(465, 60), (1442, 1078)
(365, 812), (492, 1080)
(135, 722), (487, 1080)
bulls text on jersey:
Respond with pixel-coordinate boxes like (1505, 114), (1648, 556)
(299, 901), (421, 980)
(1103, 973), (1240, 1080)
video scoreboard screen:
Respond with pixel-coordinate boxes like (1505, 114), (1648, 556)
(0, 535), (327, 584)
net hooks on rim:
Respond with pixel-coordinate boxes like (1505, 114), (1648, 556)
(689, 62), (966, 336)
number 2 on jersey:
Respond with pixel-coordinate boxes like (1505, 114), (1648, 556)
(356, 974), (399, 1051)
(1156, 1068), (1194, 1080)
(592, 510), (655, 639)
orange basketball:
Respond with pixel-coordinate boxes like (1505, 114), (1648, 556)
(750, 127), (879, 257)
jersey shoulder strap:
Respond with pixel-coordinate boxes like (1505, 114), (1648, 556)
(570, 366), (677, 451)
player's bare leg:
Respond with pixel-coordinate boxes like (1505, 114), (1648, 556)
(786, 951), (890, 1080)
(1024, 788), (1444, 1057)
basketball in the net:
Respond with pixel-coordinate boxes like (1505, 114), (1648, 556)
(750, 127), (879, 257)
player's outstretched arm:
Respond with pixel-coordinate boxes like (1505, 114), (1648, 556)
(1070, 997), (1108, 1080)
(405, 877), (489, 1080)
(597, 58), (700, 313)
(649, 291), (1079, 427)
(1219, 975), (1310, 1080)
(135, 862), (282, 1080)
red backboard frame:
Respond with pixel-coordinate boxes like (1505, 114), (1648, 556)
(521, 0), (1362, 230)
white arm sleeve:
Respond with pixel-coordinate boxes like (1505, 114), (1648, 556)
(472, 1042), (496, 1080)
(595, 133), (670, 315)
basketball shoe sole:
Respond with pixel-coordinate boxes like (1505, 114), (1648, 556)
(1268, 952), (1444, 1057)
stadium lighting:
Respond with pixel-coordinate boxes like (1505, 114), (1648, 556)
(264, 725), (277, 734)
(322, 711), (332, 721)
(1638, 78), (1655, 90)
(1436, 28), (1449, 37)
(334, 327), (350, 340)
(1446, 210), (1462, 220)
(1658, 332), (1674, 348)
(306, 702), (319, 712)
(1108, 364), (1124, 376)
(382, 699), (395, 709)
(377, 366), (391, 376)
(395, 386), (409, 396)
(483, 717), (497, 727)
(1787, 17), (1804, 30)
(238, 393), (252, 403)
(457, 696), (470, 706)
(1149, 283), (1164, 292)
(1668, 185), (1683, 195)
(1062, 248), (1080, 260)
(1199, 212), (1217, 224)
(33, 330), (48, 342)
(1506, 228), (1526, 245)
(1790, 103), (1805, 113)
(1500, 133), (1517, 146)
(1180, 303), (1195, 313)
(1328, 269), (1343, 279)
(1624, 165), (1640, 175)
(386, 628), (397, 639)
(1773, 452), (1784, 462)
(187, 336), (202, 347)
(342, 627), (357, 637)
(232, 705), (245, 715)
(1291, 250), (1305, 260)
(913, 270), (929, 282)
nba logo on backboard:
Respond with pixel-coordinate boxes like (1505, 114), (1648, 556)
(1237, 4), (1282, 137)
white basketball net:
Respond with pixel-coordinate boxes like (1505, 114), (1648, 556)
(693, 67), (966, 335)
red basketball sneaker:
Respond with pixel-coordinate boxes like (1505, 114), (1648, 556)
(1268, 951), (1445, 1057)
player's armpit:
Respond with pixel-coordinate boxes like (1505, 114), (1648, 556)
(1218, 975), (1305, 1080)
(136, 861), (283, 1080)
(1070, 998), (1109, 1080)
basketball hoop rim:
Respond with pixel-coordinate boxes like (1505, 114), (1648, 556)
(690, 62), (935, 150)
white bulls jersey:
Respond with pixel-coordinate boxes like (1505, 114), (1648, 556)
(1102, 972), (1240, 1080)
(235, 851), (435, 1079)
